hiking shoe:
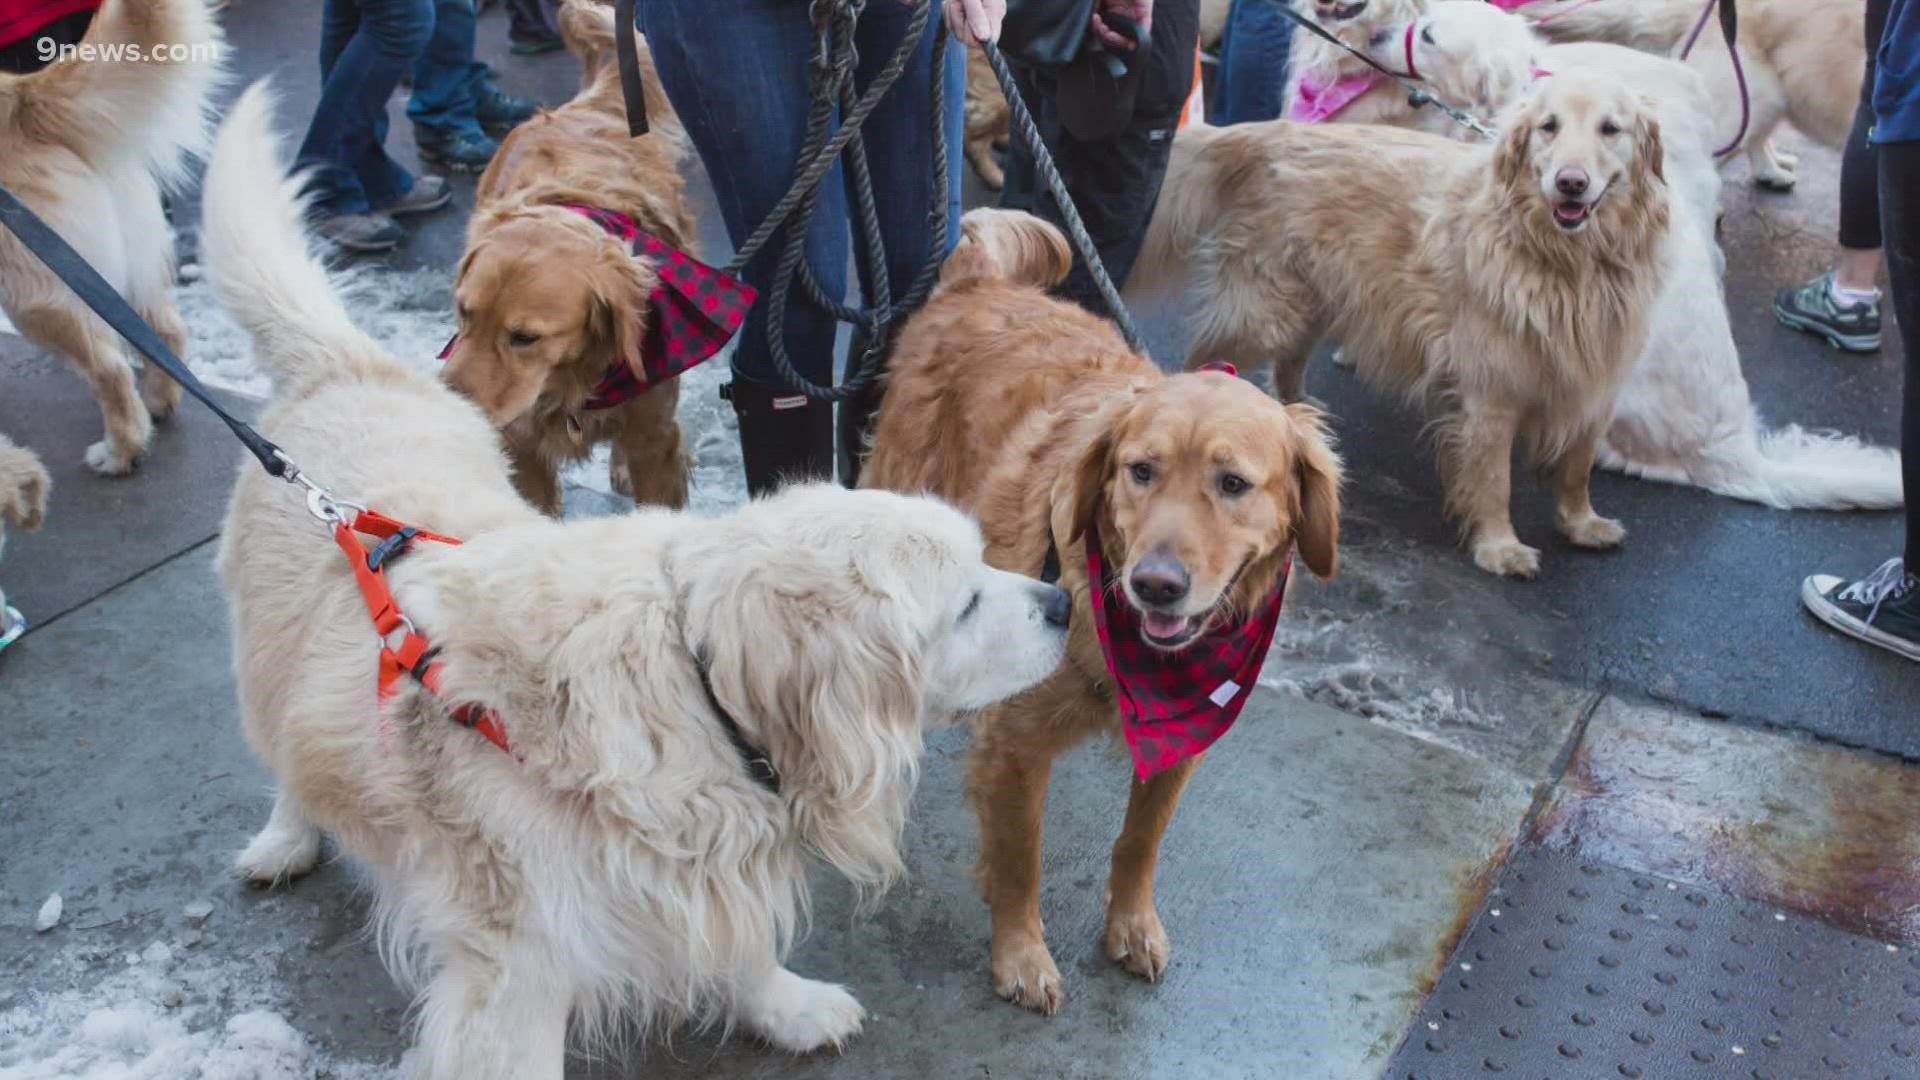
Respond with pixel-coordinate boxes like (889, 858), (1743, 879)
(1801, 557), (1920, 663)
(509, 33), (564, 55)
(0, 602), (24, 652)
(1772, 270), (1881, 353)
(379, 175), (452, 218)
(315, 212), (404, 253)
(415, 125), (500, 172)
(476, 87), (538, 135)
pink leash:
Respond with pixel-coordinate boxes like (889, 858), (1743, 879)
(1678, 0), (1752, 158)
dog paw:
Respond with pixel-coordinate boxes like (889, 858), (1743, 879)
(745, 969), (865, 1053)
(1104, 908), (1171, 983)
(1559, 513), (1626, 550)
(141, 369), (181, 421)
(234, 822), (322, 886)
(991, 935), (1064, 1015)
(1751, 170), (1797, 193)
(1472, 538), (1541, 580)
(82, 440), (139, 476)
(0, 464), (49, 534)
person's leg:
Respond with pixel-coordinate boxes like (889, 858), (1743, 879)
(505, 0), (562, 51)
(1799, 137), (1920, 661)
(296, 0), (434, 222)
(1211, 0), (1294, 125)
(1040, 0), (1202, 314)
(646, 0), (849, 494)
(1773, 0), (1889, 352)
(836, 3), (966, 483)
(408, 0), (489, 136)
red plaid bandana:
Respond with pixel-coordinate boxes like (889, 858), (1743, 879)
(436, 204), (755, 410)
(1083, 532), (1290, 782)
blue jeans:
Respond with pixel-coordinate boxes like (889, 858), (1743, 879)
(645, 0), (964, 394)
(1212, 0), (1294, 125)
(297, 0), (434, 215)
(408, 0), (490, 136)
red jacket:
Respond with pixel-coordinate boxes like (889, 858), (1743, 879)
(0, 0), (100, 49)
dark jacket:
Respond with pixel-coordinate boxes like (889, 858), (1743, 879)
(1876, 0), (1920, 143)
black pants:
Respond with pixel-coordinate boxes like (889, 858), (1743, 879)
(999, 0), (1200, 317)
(1884, 140), (1920, 568)
(0, 10), (93, 75)
(1840, 0), (1893, 251)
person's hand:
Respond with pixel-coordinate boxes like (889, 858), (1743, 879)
(1090, 0), (1151, 50)
(943, 0), (1006, 43)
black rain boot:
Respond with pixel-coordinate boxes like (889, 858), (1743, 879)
(836, 332), (892, 489)
(722, 370), (834, 498)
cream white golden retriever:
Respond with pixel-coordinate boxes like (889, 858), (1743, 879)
(203, 85), (1071, 1080)
(1283, 0), (1431, 125)
(1138, 70), (1669, 578)
(1364, 1), (1902, 510)
(1517, 0), (1865, 191)
(0, 0), (221, 475)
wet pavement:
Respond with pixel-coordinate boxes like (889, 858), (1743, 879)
(2, 3), (1917, 1078)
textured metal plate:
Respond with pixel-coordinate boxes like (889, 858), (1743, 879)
(1389, 845), (1920, 1079)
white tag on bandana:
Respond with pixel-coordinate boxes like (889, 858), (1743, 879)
(1208, 680), (1242, 708)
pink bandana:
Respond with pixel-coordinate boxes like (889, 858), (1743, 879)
(438, 205), (755, 411)
(1288, 71), (1383, 123)
(1084, 533), (1290, 783)
(1487, 0), (1536, 9)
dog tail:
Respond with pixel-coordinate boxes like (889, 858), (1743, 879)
(557, 0), (618, 71)
(200, 81), (386, 392)
(1605, 422), (1905, 511)
(557, 0), (683, 141)
(1129, 122), (1224, 301)
(936, 208), (1072, 292)
(0, 0), (224, 190)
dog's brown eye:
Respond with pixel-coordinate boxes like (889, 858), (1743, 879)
(1219, 473), (1250, 497)
(1541, 116), (1559, 134)
(508, 330), (541, 348)
(1128, 462), (1154, 486)
(1600, 119), (1621, 136)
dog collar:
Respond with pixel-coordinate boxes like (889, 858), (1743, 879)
(1403, 22), (1421, 81)
(437, 206), (755, 412)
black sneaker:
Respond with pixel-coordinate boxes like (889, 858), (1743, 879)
(1772, 270), (1881, 353)
(315, 212), (405, 253)
(509, 33), (564, 56)
(1801, 557), (1920, 662)
(475, 87), (538, 136)
(415, 126), (501, 173)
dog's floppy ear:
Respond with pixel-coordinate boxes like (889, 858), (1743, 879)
(1064, 424), (1116, 547)
(1285, 402), (1342, 579)
(1632, 103), (1665, 186)
(586, 244), (654, 374)
(1493, 103), (1535, 193)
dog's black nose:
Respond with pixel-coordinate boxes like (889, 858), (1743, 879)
(1555, 168), (1590, 197)
(1041, 585), (1072, 628)
(1129, 556), (1190, 607)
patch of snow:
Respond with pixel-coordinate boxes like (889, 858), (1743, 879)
(0, 937), (397, 1079)
(32, 895), (60, 934)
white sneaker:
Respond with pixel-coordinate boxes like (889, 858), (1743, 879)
(0, 602), (24, 652)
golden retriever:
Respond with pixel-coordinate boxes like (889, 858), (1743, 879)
(1517, 0), (1865, 191)
(1283, 0), (1431, 125)
(0, 434), (50, 635)
(1138, 69), (1669, 577)
(443, 0), (695, 514)
(1359, 0), (1903, 511)
(202, 86), (1071, 1080)
(964, 45), (1011, 191)
(0, 0), (221, 475)
(862, 209), (1342, 1015)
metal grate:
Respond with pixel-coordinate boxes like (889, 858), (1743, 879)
(1388, 845), (1920, 1079)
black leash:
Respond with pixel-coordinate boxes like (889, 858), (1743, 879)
(695, 653), (782, 794)
(978, 39), (1147, 353)
(613, 0), (650, 136)
(0, 184), (289, 479)
(1269, 0), (1496, 139)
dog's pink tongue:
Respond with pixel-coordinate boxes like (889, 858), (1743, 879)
(1143, 613), (1191, 641)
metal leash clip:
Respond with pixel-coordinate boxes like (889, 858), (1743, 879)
(274, 450), (365, 530)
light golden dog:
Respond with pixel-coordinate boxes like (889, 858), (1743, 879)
(0, 0), (221, 475)
(1518, 0), (1865, 191)
(204, 86), (1070, 1080)
(964, 45), (1011, 191)
(0, 434), (50, 555)
(443, 0), (694, 514)
(1283, 0), (1431, 124)
(863, 209), (1342, 1015)
(1138, 69), (1670, 578)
